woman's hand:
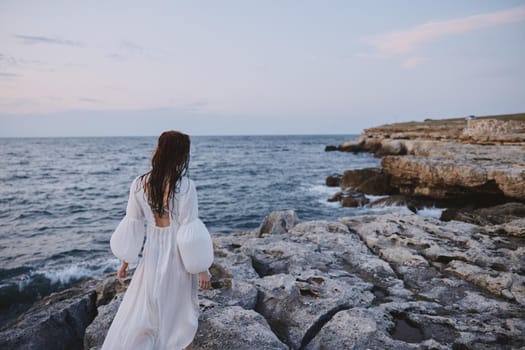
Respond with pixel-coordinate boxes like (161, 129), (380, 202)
(198, 271), (211, 290)
(117, 261), (129, 285)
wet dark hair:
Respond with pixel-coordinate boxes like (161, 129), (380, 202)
(140, 130), (190, 216)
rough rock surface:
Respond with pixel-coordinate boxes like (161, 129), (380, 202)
(84, 293), (122, 350)
(343, 114), (525, 149)
(0, 279), (98, 350)
(9, 210), (525, 349)
(381, 142), (525, 201)
(462, 118), (525, 143)
(257, 210), (299, 237)
(79, 211), (522, 349)
(192, 306), (287, 350)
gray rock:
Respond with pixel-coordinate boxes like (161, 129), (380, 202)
(192, 306), (287, 349)
(257, 210), (299, 237)
(0, 280), (98, 350)
(344, 213), (525, 305)
(199, 258), (259, 310)
(84, 293), (124, 350)
(13, 210), (525, 350)
(496, 218), (525, 236)
(305, 307), (416, 350)
(255, 271), (375, 349)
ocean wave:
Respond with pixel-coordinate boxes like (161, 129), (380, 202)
(17, 258), (120, 291)
(0, 258), (121, 320)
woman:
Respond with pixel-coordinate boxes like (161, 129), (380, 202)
(102, 130), (213, 350)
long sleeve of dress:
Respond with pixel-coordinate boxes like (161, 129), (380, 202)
(176, 178), (214, 274)
(110, 177), (145, 263)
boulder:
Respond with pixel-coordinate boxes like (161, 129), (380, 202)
(341, 168), (394, 195)
(192, 306), (287, 350)
(327, 191), (342, 202)
(340, 190), (369, 207)
(0, 280), (98, 350)
(84, 293), (123, 350)
(257, 210), (298, 237)
(325, 173), (341, 187)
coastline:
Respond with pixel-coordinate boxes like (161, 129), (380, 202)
(1, 114), (525, 349)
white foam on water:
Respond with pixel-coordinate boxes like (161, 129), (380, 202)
(17, 258), (121, 291)
(365, 194), (390, 202)
(304, 183), (341, 207)
(416, 207), (445, 219)
(41, 259), (119, 285)
(307, 184), (340, 196)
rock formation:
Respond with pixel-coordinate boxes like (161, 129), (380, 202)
(0, 279), (98, 350)
(330, 114), (525, 206)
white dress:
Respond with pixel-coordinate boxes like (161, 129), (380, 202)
(102, 176), (208, 350)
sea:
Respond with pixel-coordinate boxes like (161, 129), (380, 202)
(0, 135), (442, 325)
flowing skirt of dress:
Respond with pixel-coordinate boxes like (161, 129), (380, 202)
(102, 224), (199, 350)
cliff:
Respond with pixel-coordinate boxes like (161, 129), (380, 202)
(328, 113), (525, 205)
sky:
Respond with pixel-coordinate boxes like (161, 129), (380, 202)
(0, 0), (524, 137)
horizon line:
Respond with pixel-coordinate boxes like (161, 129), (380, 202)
(0, 132), (362, 139)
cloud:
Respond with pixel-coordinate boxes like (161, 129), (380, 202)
(120, 40), (143, 53)
(0, 53), (19, 66)
(362, 5), (525, 58)
(14, 34), (82, 47)
(0, 72), (21, 78)
(108, 40), (144, 61)
(0, 53), (48, 70)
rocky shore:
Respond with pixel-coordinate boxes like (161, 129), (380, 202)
(2, 114), (524, 349)
(1, 209), (524, 349)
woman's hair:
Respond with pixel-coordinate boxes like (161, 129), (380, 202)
(140, 130), (190, 216)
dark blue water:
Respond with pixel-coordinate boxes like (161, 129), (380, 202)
(0, 135), (392, 324)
